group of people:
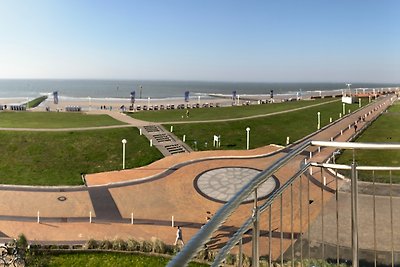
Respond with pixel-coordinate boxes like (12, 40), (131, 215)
(100, 105), (112, 110)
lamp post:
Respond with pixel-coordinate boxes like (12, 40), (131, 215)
(317, 112), (321, 130)
(343, 103), (346, 115)
(246, 127), (250, 150)
(122, 139), (127, 170)
(346, 83), (352, 96)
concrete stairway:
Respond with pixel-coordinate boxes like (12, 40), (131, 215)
(140, 125), (192, 156)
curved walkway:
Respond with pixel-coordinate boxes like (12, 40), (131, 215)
(0, 95), (396, 258)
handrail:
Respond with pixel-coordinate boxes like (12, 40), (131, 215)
(312, 162), (400, 171)
(311, 140), (400, 150)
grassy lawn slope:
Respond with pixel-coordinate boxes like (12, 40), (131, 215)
(337, 102), (400, 183)
(0, 112), (126, 128)
(129, 98), (336, 122)
(166, 100), (362, 150)
(0, 128), (163, 185)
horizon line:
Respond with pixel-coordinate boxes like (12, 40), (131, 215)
(0, 78), (399, 85)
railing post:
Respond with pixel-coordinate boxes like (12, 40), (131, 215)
(238, 238), (243, 267)
(351, 162), (359, 267)
(252, 188), (259, 267)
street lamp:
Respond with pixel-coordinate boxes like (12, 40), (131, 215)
(346, 83), (352, 96)
(246, 127), (250, 150)
(122, 139), (127, 169)
(317, 112), (321, 130)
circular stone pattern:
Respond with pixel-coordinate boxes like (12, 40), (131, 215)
(195, 167), (278, 203)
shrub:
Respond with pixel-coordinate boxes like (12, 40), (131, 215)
(139, 240), (153, 253)
(242, 254), (251, 267)
(85, 239), (98, 249)
(225, 253), (236, 265)
(126, 239), (140, 251)
(99, 240), (113, 250)
(16, 233), (28, 250)
(163, 244), (177, 255)
(112, 239), (127, 251)
(151, 238), (166, 254)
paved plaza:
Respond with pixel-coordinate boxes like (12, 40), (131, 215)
(0, 95), (396, 259)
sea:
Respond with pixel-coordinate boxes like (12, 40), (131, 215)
(0, 79), (398, 101)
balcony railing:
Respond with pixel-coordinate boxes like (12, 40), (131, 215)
(168, 141), (400, 267)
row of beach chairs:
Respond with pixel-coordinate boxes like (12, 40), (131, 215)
(65, 106), (81, 112)
(0, 105), (26, 111)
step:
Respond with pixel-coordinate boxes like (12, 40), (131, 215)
(153, 133), (172, 142)
(143, 125), (162, 133)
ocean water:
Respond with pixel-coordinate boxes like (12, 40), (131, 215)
(0, 79), (398, 99)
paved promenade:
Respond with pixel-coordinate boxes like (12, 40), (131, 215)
(0, 95), (396, 259)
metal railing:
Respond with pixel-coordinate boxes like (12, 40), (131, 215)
(168, 141), (400, 267)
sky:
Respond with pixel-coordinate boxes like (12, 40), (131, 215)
(0, 0), (399, 82)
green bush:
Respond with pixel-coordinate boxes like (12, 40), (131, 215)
(16, 234), (28, 250)
(126, 239), (140, 251)
(151, 238), (166, 254)
(85, 239), (98, 249)
(99, 240), (113, 250)
(112, 239), (127, 251)
(225, 253), (236, 265)
(139, 240), (153, 253)
(164, 243), (179, 255)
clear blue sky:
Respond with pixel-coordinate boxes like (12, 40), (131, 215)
(0, 0), (399, 82)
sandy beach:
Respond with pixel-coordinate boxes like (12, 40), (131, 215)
(0, 87), (395, 113)
(28, 90), (330, 112)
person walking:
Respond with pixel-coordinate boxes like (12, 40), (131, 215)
(174, 226), (184, 246)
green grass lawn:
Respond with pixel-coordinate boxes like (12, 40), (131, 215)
(337, 102), (400, 183)
(0, 128), (163, 185)
(129, 98), (337, 122)
(165, 101), (362, 150)
(0, 112), (126, 128)
(27, 96), (48, 108)
(28, 251), (208, 267)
